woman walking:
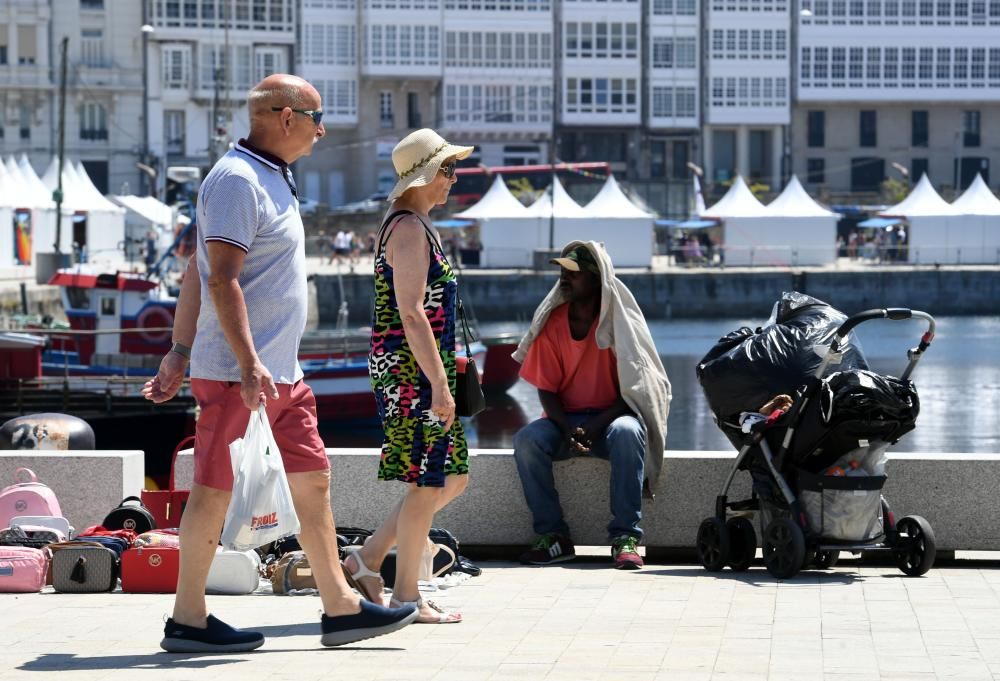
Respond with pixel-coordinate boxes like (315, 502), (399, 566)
(343, 129), (472, 623)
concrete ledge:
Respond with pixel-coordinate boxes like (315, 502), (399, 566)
(0, 451), (145, 532)
(175, 449), (1000, 552)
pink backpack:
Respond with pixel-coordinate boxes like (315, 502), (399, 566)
(0, 468), (62, 529)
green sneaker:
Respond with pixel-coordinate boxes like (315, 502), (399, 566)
(519, 533), (576, 565)
(611, 535), (644, 570)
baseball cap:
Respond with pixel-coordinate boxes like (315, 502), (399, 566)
(550, 246), (600, 275)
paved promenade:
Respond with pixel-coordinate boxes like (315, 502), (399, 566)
(3, 555), (1000, 681)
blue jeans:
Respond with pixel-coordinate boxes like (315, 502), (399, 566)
(512, 413), (646, 542)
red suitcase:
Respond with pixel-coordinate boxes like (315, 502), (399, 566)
(120, 545), (180, 593)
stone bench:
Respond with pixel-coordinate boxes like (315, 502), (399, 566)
(174, 449), (1000, 553)
(0, 451), (145, 532)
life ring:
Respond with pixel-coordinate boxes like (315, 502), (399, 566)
(137, 305), (174, 345)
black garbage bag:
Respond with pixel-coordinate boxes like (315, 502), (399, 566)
(697, 291), (869, 446)
(792, 369), (919, 472)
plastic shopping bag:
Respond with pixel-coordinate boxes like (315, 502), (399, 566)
(220, 406), (300, 551)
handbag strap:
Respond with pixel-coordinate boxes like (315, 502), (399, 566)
(376, 209), (473, 359)
(167, 436), (195, 492)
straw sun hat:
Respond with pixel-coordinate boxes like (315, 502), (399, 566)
(388, 128), (474, 203)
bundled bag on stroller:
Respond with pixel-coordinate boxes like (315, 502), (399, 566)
(693, 292), (937, 578)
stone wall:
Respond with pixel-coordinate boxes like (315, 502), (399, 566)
(169, 449), (1000, 552)
(315, 267), (1000, 325)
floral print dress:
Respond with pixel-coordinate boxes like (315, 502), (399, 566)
(369, 210), (470, 487)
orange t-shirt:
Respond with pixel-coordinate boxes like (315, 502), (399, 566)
(519, 304), (620, 413)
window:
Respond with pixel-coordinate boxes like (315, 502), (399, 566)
(851, 157), (885, 191)
(859, 110), (877, 146)
(80, 0), (104, 8)
(80, 102), (108, 141)
(911, 110), (928, 147)
(807, 110), (825, 147)
(672, 141), (690, 179)
(0, 30), (7, 65)
(911, 157), (929, 181)
(161, 45), (191, 89)
(254, 47), (285, 82)
(81, 29), (105, 67)
(380, 91), (393, 128)
(963, 110), (980, 146)
(807, 158), (826, 184)
(19, 104), (31, 140)
(407, 92), (421, 128)
(17, 25), (36, 65)
(165, 110), (185, 155)
(649, 141), (666, 178)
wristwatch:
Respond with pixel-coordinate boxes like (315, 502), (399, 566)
(170, 341), (192, 360)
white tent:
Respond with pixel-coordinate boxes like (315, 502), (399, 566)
(759, 175), (839, 266)
(41, 156), (126, 265)
(949, 174), (1000, 264)
(0, 163), (14, 268)
(1, 156), (60, 267)
(110, 194), (178, 264)
(880, 174), (958, 264)
(455, 176), (540, 268)
(701, 176), (777, 266)
(581, 175), (654, 267)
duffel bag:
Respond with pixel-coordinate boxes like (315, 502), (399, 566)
(120, 545), (179, 593)
(206, 549), (262, 595)
(51, 542), (119, 593)
(102, 497), (156, 534)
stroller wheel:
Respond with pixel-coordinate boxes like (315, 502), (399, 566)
(894, 515), (936, 576)
(696, 517), (730, 572)
(762, 518), (805, 579)
(726, 517), (756, 571)
(813, 550), (840, 569)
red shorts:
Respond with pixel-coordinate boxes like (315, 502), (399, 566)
(190, 378), (330, 491)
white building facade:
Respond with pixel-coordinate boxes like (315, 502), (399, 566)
(145, 0), (296, 197)
(794, 0), (1000, 196)
(1, 0), (144, 195)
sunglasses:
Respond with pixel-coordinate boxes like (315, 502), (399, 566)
(439, 161), (457, 179)
(271, 106), (324, 125)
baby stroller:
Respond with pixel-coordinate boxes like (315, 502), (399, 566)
(694, 293), (936, 579)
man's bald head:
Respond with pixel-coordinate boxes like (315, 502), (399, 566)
(247, 74), (318, 121)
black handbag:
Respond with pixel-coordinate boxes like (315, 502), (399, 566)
(102, 496), (156, 534)
(455, 300), (486, 417)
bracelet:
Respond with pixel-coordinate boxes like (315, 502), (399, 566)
(170, 342), (192, 360)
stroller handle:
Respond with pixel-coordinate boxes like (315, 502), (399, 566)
(819, 308), (936, 381)
(834, 308), (935, 340)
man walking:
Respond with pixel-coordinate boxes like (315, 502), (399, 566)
(512, 242), (671, 569)
(143, 74), (416, 652)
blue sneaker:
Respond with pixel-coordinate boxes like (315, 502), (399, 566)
(160, 614), (264, 653)
(320, 600), (419, 647)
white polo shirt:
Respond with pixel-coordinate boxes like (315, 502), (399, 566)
(190, 140), (306, 384)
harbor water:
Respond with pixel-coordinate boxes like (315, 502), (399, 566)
(321, 314), (1000, 454)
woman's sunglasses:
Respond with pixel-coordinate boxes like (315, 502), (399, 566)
(439, 162), (457, 179)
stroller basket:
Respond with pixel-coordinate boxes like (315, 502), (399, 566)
(797, 468), (887, 542)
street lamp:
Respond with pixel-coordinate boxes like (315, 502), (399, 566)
(891, 161), (910, 185)
(141, 20), (155, 196)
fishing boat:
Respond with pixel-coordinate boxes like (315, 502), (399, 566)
(13, 266), (519, 423)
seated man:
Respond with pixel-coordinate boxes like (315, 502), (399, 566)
(512, 243), (672, 570)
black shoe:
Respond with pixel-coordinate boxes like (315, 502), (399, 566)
(519, 534), (576, 565)
(320, 599), (419, 647)
(160, 615), (264, 653)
